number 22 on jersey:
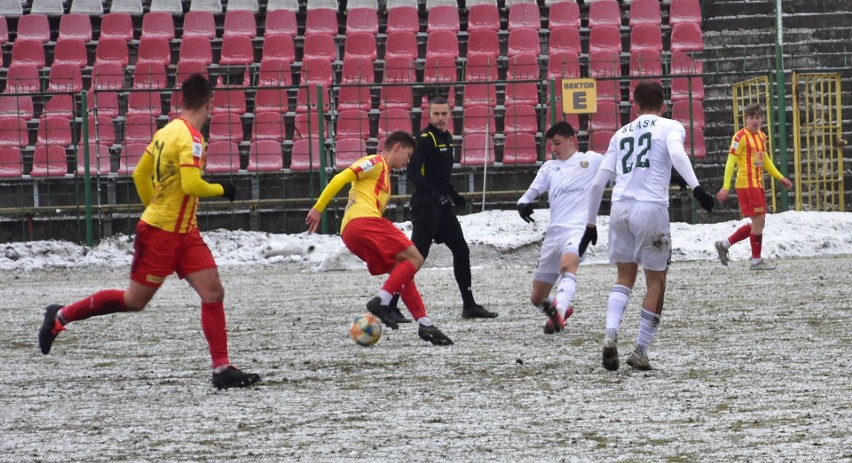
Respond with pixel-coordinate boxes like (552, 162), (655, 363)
(619, 132), (652, 174)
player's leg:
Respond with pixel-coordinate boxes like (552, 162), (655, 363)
(716, 187), (755, 265)
(601, 202), (637, 370)
(748, 212), (773, 269)
(440, 215), (498, 319)
(627, 269), (666, 371)
(399, 281), (453, 346)
(555, 231), (583, 320)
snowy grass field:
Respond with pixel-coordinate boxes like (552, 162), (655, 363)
(2, 253), (850, 462)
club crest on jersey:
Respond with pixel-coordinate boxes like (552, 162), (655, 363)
(358, 159), (377, 172)
(192, 142), (203, 158)
(731, 141), (739, 150)
(580, 160), (589, 168)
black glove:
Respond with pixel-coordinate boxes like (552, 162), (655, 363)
(516, 203), (535, 223)
(449, 190), (466, 207)
(692, 185), (714, 212)
(221, 182), (237, 202)
(433, 191), (452, 208)
(578, 226), (597, 257)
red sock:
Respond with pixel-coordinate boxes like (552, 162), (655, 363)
(201, 302), (230, 369)
(750, 234), (763, 259)
(727, 224), (752, 246)
(60, 289), (127, 323)
(381, 260), (417, 296)
(399, 281), (427, 321)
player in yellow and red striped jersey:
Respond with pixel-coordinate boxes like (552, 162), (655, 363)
(306, 131), (453, 346)
(714, 103), (792, 270)
(38, 75), (260, 389)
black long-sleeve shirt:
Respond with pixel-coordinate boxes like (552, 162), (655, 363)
(407, 123), (455, 196)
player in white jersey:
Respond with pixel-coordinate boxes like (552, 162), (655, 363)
(581, 81), (715, 371)
(517, 122), (602, 335)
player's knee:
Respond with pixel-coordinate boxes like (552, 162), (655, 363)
(123, 300), (146, 312)
(409, 253), (424, 269)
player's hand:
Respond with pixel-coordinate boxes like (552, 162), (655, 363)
(305, 208), (321, 233)
(220, 182), (237, 202)
(578, 225), (597, 257)
(449, 190), (466, 207)
(780, 177), (793, 190)
(715, 188), (729, 203)
(516, 203), (535, 223)
(692, 185), (714, 212)
(433, 192), (452, 209)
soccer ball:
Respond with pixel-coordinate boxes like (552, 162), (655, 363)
(348, 313), (383, 347)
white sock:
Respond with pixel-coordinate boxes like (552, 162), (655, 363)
(605, 284), (631, 340)
(378, 290), (393, 305)
(636, 307), (661, 349)
(417, 316), (433, 327)
(555, 272), (576, 318)
(751, 257), (762, 265)
(536, 295), (557, 313)
(213, 364), (231, 373)
(722, 239), (732, 249)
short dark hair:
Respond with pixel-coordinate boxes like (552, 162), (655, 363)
(633, 81), (665, 112)
(545, 121), (576, 139)
(181, 74), (213, 110)
(428, 96), (450, 110)
(744, 103), (764, 118)
(383, 130), (416, 151)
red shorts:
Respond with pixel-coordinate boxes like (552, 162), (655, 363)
(736, 187), (767, 217)
(130, 221), (217, 287)
(341, 217), (413, 275)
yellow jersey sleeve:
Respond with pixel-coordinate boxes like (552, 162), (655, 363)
(340, 155), (391, 233)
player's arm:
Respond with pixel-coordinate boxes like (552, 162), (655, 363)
(180, 165), (227, 198)
(131, 148), (155, 206)
(762, 152), (793, 189)
(515, 164), (549, 222)
(306, 169), (357, 233)
(406, 134), (436, 195)
(669, 137), (714, 211)
(716, 135), (740, 201)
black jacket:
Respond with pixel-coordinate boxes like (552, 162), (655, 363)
(408, 123), (456, 197)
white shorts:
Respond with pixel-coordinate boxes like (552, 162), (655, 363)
(608, 200), (672, 271)
(533, 227), (584, 285)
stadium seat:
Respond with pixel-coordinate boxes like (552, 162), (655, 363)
(91, 62), (125, 90)
(49, 64), (84, 93)
(302, 34), (337, 61)
(671, 100), (706, 130)
(506, 54), (540, 106)
(4, 64), (40, 94)
(296, 59), (333, 113)
(460, 134), (495, 166)
(95, 38), (130, 67)
(343, 32), (377, 60)
(31, 0), (65, 15)
(141, 11), (175, 40)
(110, 0), (144, 15)
(423, 56), (456, 84)
(149, 0), (183, 13)
(100, 13), (134, 41)
(228, 0), (259, 11)
(75, 143), (111, 176)
(508, 29), (541, 57)
(507, 3), (540, 31)
(629, 0), (661, 27)
(0, 16), (6, 45)
(16, 14), (50, 42)
(425, 30), (459, 60)
(223, 10), (257, 39)
(37, 116), (72, 146)
(503, 104), (538, 135)
(189, 0), (222, 13)
(0, 146), (23, 177)
(588, 0), (621, 29)
(463, 55), (497, 108)
(427, 5), (460, 33)
(132, 62), (167, 89)
(377, 108), (411, 138)
(670, 51), (705, 101)
(294, 112), (328, 140)
(247, 140), (283, 172)
(219, 36), (255, 66)
(548, 26), (581, 56)
(289, 138), (321, 171)
(305, 8), (338, 36)
(547, 50), (581, 80)
(259, 35), (295, 65)
(463, 106), (496, 135)
(11, 40), (46, 68)
(384, 32), (418, 60)
(467, 4), (499, 32)
(126, 91), (163, 117)
(251, 111), (285, 142)
(335, 110), (371, 140)
(88, 90), (120, 118)
(263, 9), (298, 38)
(544, 106), (580, 133)
(0, 117), (28, 147)
(257, 59), (292, 86)
(467, 29), (500, 59)
(58, 13), (92, 42)
(346, 7), (378, 35)
(117, 143), (149, 175)
(386, 6), (418, 34)
(588, 130), (614, 154)
(671, 23), (704, 53)
(123, 115), (157, 143)
(43, 94), (75, 119)
(136, 37), (172, 67)
(380, 57), (414, 110)
(0, 95), (33, 120)
(337, 84), (372, 112)
(589, 50), (622, 102)
(341, 57), (374, 84)
(31, 145), (68, 177)
(589, 25), (622, 53)
(684, 127), (706, 158)
(212, 88), (247, 116)
(549, 1), (580, 29)
(0, 0), (21, 17)
(628, 49), (663, 95)
(254, 87), (290, 113)
(70, 0), (102, 14)
(669, 0), (702, 27)
(179, 36), (214, 65)
(53, 39), (89, 67)
(333, 137), (367, 169)
(205, 141), (242, 173)
(209, 113), (243, 141)
(630, 24), (662, 53)
(589, 101), (621, 132)
(84, 115), (116, 146)
(182, 11), (217, 39)
(168, 92), (183, 117)
(502, 132), (538, 164)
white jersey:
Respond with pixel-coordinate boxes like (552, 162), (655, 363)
(600, 114), (685, 205)
(518, 151), (602, 231)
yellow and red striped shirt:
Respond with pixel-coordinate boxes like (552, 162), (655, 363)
(312, 155), (391, 233)
(723, 128), (784, 190)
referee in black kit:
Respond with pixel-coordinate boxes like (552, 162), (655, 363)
(387, 96), (498, 322)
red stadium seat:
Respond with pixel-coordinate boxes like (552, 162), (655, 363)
(0, 95), (33, 120)
(548, 26), (581, 56)
(503, 104), (538, 135)
(261, 35), (296, 65)
(424, 56), (455, 84)
(463, 106), (495, 135)
(37, 116), (72, 146)
(425, 30), (459, 60)
(43, 95), (75, 119)
(264, 9), (297, 38)
(378, 108), (411, 138)
(671, 23), (704, 53)
(545, 106), (580, 133)
(467, 29), (500, 59)
(132, 62), (167, 89)
(335, 110), (370, 140)
(460, 134), (495, 166)
(341, 57), (374, 84)
(0, 146), (23, 177)
(671, 100), (706, 130)
(508, 29), (541, 58)
(126, 91), (163, 117)
(427, 5), (460, 33)
(95, 38), (130, 67)
(302, 34), (337, 61)
(684, 127), (706, 158)
(17, 14), (50, 42)
(386, 6), (418, 34)
(257, 60), (292, 86)
(209, 113), (243, 142)
(305, 8), (338, 36)
(670, 51), (705, 101)
(58, 13), (92, 41)
(337, 83), (372, 112)
(588, 0), (621, 28)
(630, 24), (662, 53)
(502, 132), (538, 164)
(549, 1), (580, 29)
(0, 17), (6, 46)
(334, 137), (367, 169)
(123, 115), (157, 143)
(463, 55), (497, 108)
(75, 143), (111, 175)
(88, 90), (120, 118)
(380, 57), (414, 110)
(588, 130), (615, 154)
(212, 88), (247, 116)
(296, 59), (333, 113)
(547, 50), (581, 80)
(182, 11), (216, 39)
(343, 32), (377, 60)
(629, 0), (661, 27)
(141, 11), (174, 40)
(117, 142), (149, 175)
(219, 36), (255, 66)
(205, 141), (242, 173)
(628, 49), (663, 95)
(53, 38), (88, 67)
(346, 7), (378, 35)
(254, 87), (289, 113)
(0, 117), (28, 147)
(589, 101), (621, 132)
(669, 0), (702, 27)
(31, 145), (68, 177)
(223, 10), (257, 39)
(48, 63), (83, 92)
(294, 112), (328, 140)
(11, 40), (45, 68)
(100, 13), (133, 41)
(589, 50), (622, 102)
(384, 32), (418, 60)
(251, 111), (285, 142)
(91, 62), (125, 90)
(247, 140), (283, 172)
(467, 4), (499, 32)
(506, 54), (540, 106)
(289, 138), (321, 171)
(179, 36), (214, 65)
(136, 36), (171, 67)
(507, 3), (540, 31)
(589, 25), (622, 53)
(84, 115), (115, 145)
(4, 64), (40, 94)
